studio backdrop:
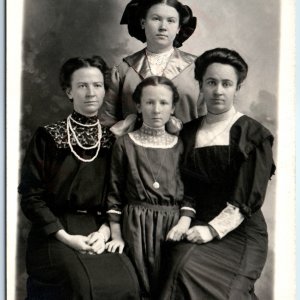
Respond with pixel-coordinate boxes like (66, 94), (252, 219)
(17, 1), (279, 299)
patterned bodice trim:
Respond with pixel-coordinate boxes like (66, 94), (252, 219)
(44, 111), (114, 149)
(128, 123), (178, 148)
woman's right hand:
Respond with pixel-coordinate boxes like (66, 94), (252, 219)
(55, 229), (93, 252)
(105, 239), (125, 254)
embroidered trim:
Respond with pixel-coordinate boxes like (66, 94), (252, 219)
(128, 124), (178, 148)
(44, 112), (114, 149)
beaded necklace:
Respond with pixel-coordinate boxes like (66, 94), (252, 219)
(66, 114), (102, 162)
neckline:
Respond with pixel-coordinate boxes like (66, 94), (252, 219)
(145, 48), (174, 57)
(140, 123), (166, 136)
(205, 107), (236, 124)
(72, 110), (99, 125)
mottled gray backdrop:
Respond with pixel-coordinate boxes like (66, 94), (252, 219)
(18, 0), (279, 299)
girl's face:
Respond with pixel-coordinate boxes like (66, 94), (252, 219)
(142, 4), (180, 53)
(137, 84), (175, 128)
(201, 63), (239, 115)
(66, 67), (105, 117)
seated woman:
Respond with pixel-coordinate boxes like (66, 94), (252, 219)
(18, 56), (140, 300)
(160, 48), (276, 300)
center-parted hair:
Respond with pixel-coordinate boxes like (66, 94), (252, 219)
(120, 0), (197, 48)
(59, 56), (109, 92)
(132, 75), (180, 105)
(195, 48), (248, 86)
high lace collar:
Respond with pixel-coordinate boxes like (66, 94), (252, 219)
(71, 110), (99, 125)
(140, 123), (166, 136)
(129, 123), (177, 149)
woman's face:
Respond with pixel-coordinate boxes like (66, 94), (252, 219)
(142, 4), (180, 53)
(66, 67), (105, 117)
(201, 63), (239, 115)
(137, 84), (175, 128)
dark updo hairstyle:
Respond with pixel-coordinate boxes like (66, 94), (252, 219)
(59, 55), (109, 93)
(121, 0), (197, 48)
(195, 48), (248, 87)
(132, 75), (179, 105)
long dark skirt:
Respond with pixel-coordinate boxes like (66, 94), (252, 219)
(26, 213), (140, 300)
(159, 211), (268, 300)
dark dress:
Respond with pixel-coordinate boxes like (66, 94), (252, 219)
(107, 129), (195, 299)
(18, 111), (140, 300)
(159, 115), (276, 300)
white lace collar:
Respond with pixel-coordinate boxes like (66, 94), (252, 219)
(128, 123), (178, 148)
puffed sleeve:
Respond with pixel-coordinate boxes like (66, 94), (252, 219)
(18, 128), (64, 235)
(106, 137), (128, 222)
(229, 134), (275, 218)
(100, 65), (125, 127)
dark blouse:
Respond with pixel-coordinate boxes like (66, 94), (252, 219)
(18, 112), (115, 236)
(107, 134), (195, 223)
(180, 115), (276, 222)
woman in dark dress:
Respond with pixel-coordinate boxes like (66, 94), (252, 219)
(18, 56), (140, 300)
(159, 48), (276, 300)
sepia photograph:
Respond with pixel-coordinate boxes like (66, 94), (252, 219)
(7, 0), (296, 299)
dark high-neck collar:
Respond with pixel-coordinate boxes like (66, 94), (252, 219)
(71, 110), (99, 125)
(140, 123), (166, 136)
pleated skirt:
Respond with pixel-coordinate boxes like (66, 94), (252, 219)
(122, 201), (180, 299)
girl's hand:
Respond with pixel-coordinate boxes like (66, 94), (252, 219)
(166, 224), (187, 241)
(105, 239), (125, 254)
(185, 226), (214, 244)
(166, 216), (191, 241)
(86, 232), (106, 255)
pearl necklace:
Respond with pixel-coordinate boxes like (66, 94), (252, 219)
(66, 115), (102, 162)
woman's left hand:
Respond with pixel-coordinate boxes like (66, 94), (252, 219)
(86, 232), (106, 255)
(185, 226), (214, 244)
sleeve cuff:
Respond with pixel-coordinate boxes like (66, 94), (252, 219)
(42, 220), (64, 236)
(208, 203), (244, 239)
(180, 207), (196, 218)
(107, 209), (122, 222)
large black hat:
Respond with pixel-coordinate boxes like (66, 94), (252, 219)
(120, 0), (197, 48)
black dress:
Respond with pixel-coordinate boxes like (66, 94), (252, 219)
(159, 115), (276, 300)
(18, 111), (140, 300)
(107, 125), (195, 299)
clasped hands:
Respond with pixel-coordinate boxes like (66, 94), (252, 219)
(73, 232), (107, 255)
(167, 225), (215, 244)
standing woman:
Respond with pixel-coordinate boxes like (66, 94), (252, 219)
(100, 0), (205, 135)
(18, 56), (140, 300)
(160, 48), (276, 299)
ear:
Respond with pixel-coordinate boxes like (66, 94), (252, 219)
(171, 106), (175, 114)
(235, 84), (241, 97)
(136, 103), (142, 113)
(66, 88), (72, 99)
(177, 25), (181, 35)
(141, 19), (145, 29)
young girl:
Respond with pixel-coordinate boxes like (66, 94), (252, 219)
(100, 0), (205, 136)
(105, 76), (195, 299)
